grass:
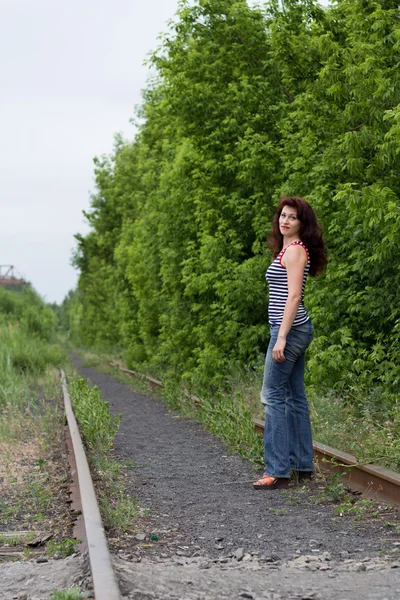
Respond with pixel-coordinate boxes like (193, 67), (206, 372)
(269, 507), (287, 515)
(68, 376), (121, 456)
(0, 532), (36, 546)
(384, 521), (400, 534)
(334, 497), (375, 519)
(49, 590), (87, 600)
(100, 491), (142, 532)
(308, 387), (400, 472)
(47, 538), (79, 558)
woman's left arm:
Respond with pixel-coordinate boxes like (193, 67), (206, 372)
(272, 246), (306, 363)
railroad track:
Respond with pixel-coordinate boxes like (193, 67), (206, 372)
(109, 361), (400, 508)
(253, 419), (400, 507)
(62, 370), (121, 600)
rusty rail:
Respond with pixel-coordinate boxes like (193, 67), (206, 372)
(109, 362), (201, 405)
(254, 418), (400, 507)
(61, 370), (121, 600)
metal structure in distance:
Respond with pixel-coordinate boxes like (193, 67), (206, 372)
(0, 265), (26, 286)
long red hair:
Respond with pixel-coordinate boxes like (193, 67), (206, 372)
(268, 196), (327, 277)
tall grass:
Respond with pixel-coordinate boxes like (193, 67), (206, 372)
(0, 287), (66, 440)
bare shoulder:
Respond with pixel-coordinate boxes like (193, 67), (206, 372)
(283, 244), (307, 267)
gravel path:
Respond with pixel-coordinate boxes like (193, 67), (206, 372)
(74, 360), (400, 599)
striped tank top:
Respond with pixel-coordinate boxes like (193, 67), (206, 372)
(266, 241), (310, 326)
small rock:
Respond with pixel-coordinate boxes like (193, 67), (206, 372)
(391, 563), (400, 568)
(264, 556), (278, 563)
(235, 548), (245, 561)
(240, 593), (255, 599)
(242, 554), (252, 562)
(135, 533), (146, 541)
(357, 564), (367, 572)
(18, 594), (28, 600)
(270, 553), (281, 562)
(322, 551), (331, 561)
(36, 557), (48, 564)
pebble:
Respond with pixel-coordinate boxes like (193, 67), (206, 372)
(36, 557), (48, 564)
(242, 554), (252, 562)
(135, 533), (146, 541)
(235, 548), (245, 561)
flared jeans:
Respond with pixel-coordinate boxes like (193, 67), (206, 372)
(260, 320), (314, 478)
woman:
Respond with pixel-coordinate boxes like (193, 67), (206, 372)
(253, 196), (327, 490)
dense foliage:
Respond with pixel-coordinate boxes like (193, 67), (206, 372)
(67, 0), (400, 406)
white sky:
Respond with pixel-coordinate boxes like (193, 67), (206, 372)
(1, 0), (329, 304)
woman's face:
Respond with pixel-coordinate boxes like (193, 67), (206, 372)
(279, 205), (301, 238)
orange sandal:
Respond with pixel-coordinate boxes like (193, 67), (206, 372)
(253, 475), (289, 490)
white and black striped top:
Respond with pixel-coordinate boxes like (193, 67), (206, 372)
(266, 241), (310, 326)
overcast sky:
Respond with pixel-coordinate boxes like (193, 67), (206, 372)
(1, 0), (329, 304)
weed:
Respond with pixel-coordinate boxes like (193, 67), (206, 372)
(47, 538), (79, 558)
(269, 508), (287, 515)
(384, 521), (400, 534)
(36, 457), (46, 470)
(49, 590), (86, 600)
(100, 490), (139, 534)
(312, 472), (347, 504)
(0, 533), (32, 547)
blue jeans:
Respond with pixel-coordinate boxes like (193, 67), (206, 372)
(260, 320), (314, 478)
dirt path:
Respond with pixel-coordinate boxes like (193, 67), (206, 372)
(74, 360), (400, 599)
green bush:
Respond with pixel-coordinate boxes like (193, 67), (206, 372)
(66, 0), (400, 415)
